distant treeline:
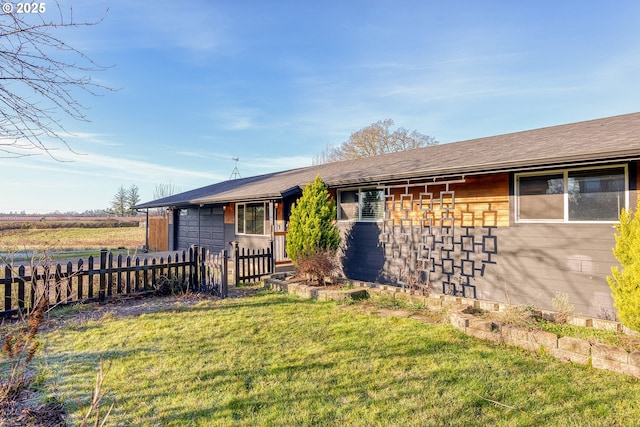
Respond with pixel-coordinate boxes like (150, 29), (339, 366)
(0, 215), (131, 221)
(0, 219), (142, 231)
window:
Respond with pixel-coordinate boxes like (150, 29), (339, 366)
(338, 188), (384, 221)
(516, 166), (626, 222)
(518, 174), (564, 220)
(237, 202), (266, 234)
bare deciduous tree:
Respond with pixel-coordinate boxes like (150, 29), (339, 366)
(0, 4), (109, 159)
(152, 182), (179, 216)
(316, 119), (438, 164)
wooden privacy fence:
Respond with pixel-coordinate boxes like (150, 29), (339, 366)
(148, 216), (169, 252)
(234, 242), (274, 283)
(0, 246), (228, 318)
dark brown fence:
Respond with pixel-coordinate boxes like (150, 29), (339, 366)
(234, 242), (274, 283)
(0, 246), (228, 318)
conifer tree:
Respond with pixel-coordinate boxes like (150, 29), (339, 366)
(608, 208), (640, 332)
(287, 176), (340, 266)
(110, 186), (128, 217)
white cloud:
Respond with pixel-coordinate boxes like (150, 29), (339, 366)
(209, 107), (262, 131)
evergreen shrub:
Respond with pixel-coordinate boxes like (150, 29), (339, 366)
(287, 176), (341, 282)
(608, 208), (640, 332)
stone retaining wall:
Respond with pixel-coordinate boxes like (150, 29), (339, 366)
(267, 276), (368, 302)
(264, 276), (640, 379)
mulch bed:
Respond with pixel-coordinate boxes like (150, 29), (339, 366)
(0, 398), (66, 427)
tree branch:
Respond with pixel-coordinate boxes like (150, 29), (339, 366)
(0, 1), (112, 159)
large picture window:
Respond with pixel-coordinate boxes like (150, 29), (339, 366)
(237, 202), (266, 234)
(516, 166), (626, 223)
(338, 188), (384, 221)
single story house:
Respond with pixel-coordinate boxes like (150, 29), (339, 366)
(136, 112), (640, 318)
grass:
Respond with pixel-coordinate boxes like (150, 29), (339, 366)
(535, 320), (640, 351)
(35, 291), (640, 426)
(487, 305), (640, 351)
(0, 226), (146, 253)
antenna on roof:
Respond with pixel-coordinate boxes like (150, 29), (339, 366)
(230, 157), (241, 179)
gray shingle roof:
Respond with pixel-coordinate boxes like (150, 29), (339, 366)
(136, 112), (640, 209)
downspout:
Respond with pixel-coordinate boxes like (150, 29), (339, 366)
(198, 204), (202, 247)
(270, 200), (276, 271)
(145, 208), (149, 252)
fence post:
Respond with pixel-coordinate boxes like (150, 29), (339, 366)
(199, 247), (206, 292)
(222, 249), (228, 298)
(107, 252), (114, 297)
(99, 249), (107, 301)
(17, 266), (25, 312)
(191, 245), (200, 291)
(233, 241), (239, 285)
(270, 239), (275, 274)
(4, 266), (11, 313)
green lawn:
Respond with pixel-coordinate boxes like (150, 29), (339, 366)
(40, 291), (640, 426)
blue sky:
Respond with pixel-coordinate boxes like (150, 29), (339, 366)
(3, 0), (640, 213)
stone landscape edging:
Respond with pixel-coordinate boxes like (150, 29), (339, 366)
(264, 275), (640, 379)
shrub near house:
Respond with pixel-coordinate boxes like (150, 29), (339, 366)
(287, 176), (341, 284)
(608, 208), (640, 333)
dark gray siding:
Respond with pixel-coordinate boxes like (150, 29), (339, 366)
(234, 234), (273, 253)
(175, 207), (224, 252)
(338, 222), (385, 283)
(339, 220), (619, 318)
(477, 223), (617, 318)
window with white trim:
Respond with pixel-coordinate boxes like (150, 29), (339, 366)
(236, 202), (268, 234)
(516, 166), (627, 222)
(338, 188), (384, 221)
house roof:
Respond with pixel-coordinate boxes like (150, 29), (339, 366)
(136, 112), (640, 209)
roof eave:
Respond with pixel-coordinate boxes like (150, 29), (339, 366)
(328, 150), (640, 187)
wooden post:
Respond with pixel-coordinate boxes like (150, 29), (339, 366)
(88, 256), (94, 299)
(4, 266), (11, 313)
(151, 258), (157, 292)
(143, 258), (149, 291)
(125, 256), (132, 294)
(135, 257), (141, 292)
(116, 255), (123, 295)
(65, 262), (73, 303)
(270, 240), (275, 274)
(222, 249), (228, 298)
(55, 264), (63, 304)
(233, 241), (239, 285)
(180, 250), (186, 289)
(17, 266), (25, 312)
(77, 259), (84, 300)
(107, 252), (114, 297)
(199, 246), (206, 292)
(192, 245), (200, 291)
(29, 265), (36, 312)
(99, 249), (107, 301)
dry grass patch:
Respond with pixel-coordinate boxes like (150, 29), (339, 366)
(0, 227), (145, 252)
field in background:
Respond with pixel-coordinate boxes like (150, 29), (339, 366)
(0, 219), (147, 254)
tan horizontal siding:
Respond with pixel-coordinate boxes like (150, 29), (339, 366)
(386, 173), (510, 228)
